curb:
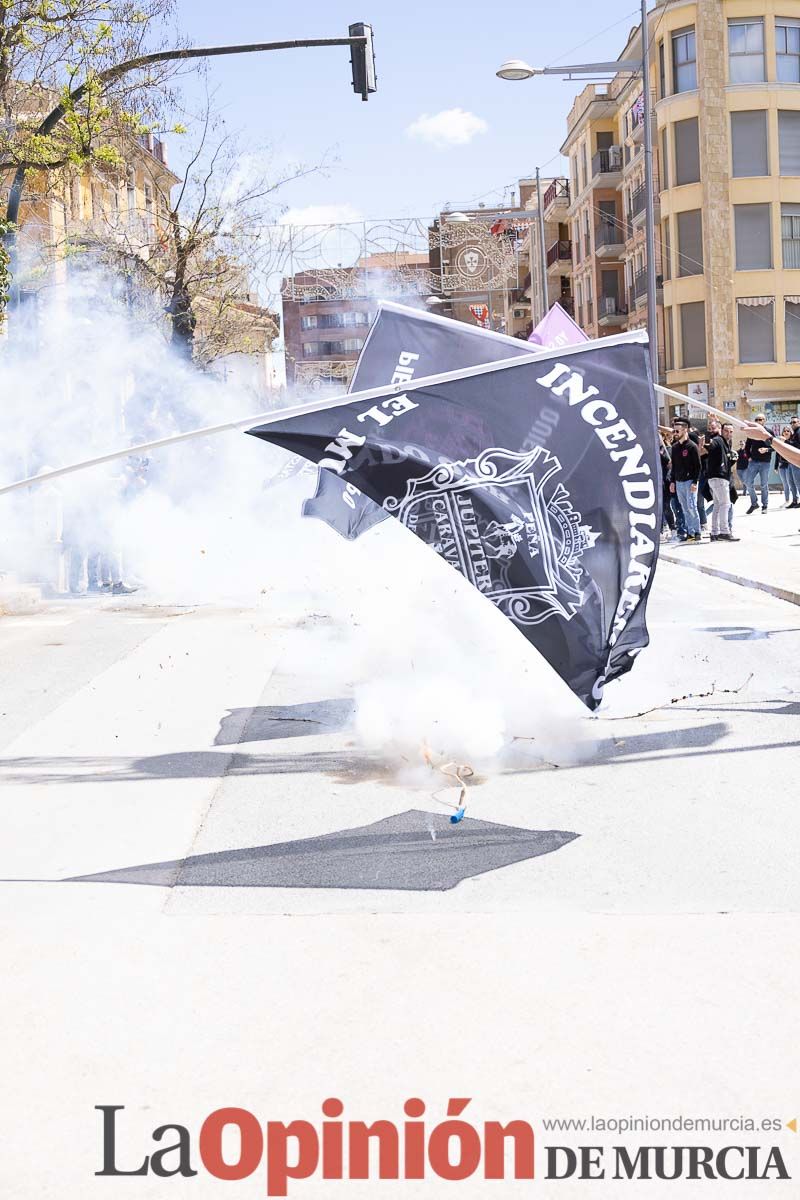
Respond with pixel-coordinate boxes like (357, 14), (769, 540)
(659, 549), (800, 608)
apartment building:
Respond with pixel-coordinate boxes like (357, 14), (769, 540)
(653, 0), (800, 422)
(282, 253), (429, 390)
(519, 176), (575, 335)
(561, 82), (630, 339)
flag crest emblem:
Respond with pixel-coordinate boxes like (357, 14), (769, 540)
(384, 445), (601, 626)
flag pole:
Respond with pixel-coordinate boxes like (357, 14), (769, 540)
(653, 384), (751, 430)
(0, 331), (648, 497)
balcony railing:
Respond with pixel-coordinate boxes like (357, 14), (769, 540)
(634, 270), (648, 299)
(591, 147), (623, 176)
(559, 295), (575, 317)
(546, 239), (572, 268)
(600, 295), (627, 319)
(630, 185), (647, 220)
(595, 219), (623, 249)
(542, 178), (570, 210)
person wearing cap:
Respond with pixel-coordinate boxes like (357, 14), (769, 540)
(670, 416), (702, 543)
(743, 414), (773, 513)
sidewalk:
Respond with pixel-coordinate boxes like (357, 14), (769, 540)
(660, 495), (800, 606)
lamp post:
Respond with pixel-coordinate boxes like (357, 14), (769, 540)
(497, 0), (658, 384)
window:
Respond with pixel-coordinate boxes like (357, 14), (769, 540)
(601, 269), (619, 301)
(580, 143), (588, 191)
(731, 110), (769, 176)
(779, 110), (800, 174)
(776, 18), (800, 82)
(672, 28), (697, 92)
(781, 203), (800, 267)
(728, 18), (765, 82)
(734, 204), (772, 269)
(664, 307), (674, 371)
(738, 298), (775, 362)
(126, 169), (136, 219)
(300, 315), (318, 330)
(143, 182), (154, 233)
(660, 127), (670, 190)
(674, 118), (700, 185)
(677, 209), (703, 276)
(785, 299), (800, 360)
(680, 301), (706, 367)
(662, 219), (672, 281)
(658, 40), (666, 98)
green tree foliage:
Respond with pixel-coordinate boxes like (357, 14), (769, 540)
(0, 2), (180, 182)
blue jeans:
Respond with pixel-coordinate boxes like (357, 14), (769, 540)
(790, 464), (800, 500)
(747, 460), (770, 508)
(675, 480), (701, 536)
(779, 467), (799, 502)
(670, 491), (686, 536)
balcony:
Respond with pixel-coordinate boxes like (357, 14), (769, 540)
(559, 295), (575, 317)
(628, 184), (661, 231)
(628, 90), (656, 144)
(598, 295), (628, 326)
(542, 178), (570, 220)
(590, 147), (623, 184)
(546, 239), (572, 273)
(595, 218), (624, 259)
(634, 270), (648, 302)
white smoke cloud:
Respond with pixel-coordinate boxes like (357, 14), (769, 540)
(405, 108), (488, 148)
(0, 268), (593, 773)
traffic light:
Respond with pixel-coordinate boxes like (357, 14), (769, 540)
(349, 22), (376, 101)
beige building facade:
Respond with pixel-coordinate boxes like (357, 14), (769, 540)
(559, 0), (800, 424)
(654, 0), (800, 423)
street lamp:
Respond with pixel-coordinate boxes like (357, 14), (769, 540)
(496, 0), (658, 385)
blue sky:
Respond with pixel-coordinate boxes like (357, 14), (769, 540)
(170, 0), (642, 223)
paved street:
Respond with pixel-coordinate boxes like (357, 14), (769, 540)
(2, 554), (799, 1196)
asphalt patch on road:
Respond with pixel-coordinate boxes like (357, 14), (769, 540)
(65, 810), (579, 892)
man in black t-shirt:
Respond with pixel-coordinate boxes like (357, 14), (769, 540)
(670, 417), (702, 542)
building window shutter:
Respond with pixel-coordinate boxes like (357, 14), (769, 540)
(731, 111), (769, 176)
(737, 298), (775, 363)
(781, 203), (800, 268)
(680, 301), (706, 368)
(674, 118), (700, 185)
(779, 110), (800, 175)
(676, 209), (703, 276)
(734, 204), (772, 270)
(785, 300), (800, 360)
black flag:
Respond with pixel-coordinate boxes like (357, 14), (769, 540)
(250, 334), (660, 708)
(301, 302), (535, 539)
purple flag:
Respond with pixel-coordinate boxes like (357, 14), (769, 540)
(528, 302), (588, 351)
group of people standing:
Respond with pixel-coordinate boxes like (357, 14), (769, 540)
(659, 413), (800, 544)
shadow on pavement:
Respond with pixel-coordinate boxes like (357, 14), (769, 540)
(215, 698), (354, 745)
(64, 809), (580, 892)
(3, 718), (795, 787)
